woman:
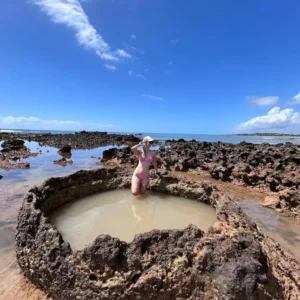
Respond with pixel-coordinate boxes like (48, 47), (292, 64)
(131, 136), (158, 196)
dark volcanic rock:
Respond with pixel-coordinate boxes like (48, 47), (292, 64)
(0, 174), (3, 180)
(0, 139), (39, 170)
(0, 160), (30, 170)
(58, 145), (71, 153)
(1, 139), (25, 150)
(15, 168), (300, 300)
(102, 147), (119, 161)
(53, 158), (68, 166)
(102, 142), (300, 218)
(0, 131), (141, 149)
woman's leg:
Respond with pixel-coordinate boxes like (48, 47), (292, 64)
(140, 177), (150, 194)
(131, 174), (141, 196)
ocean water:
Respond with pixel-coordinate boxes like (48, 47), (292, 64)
(1, 129), (300, 144)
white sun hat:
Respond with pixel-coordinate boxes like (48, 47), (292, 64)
(142, 136), (154, 143)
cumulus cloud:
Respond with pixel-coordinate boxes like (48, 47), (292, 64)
(32, 0), (131, 62)
(130, 34), (136, 39)
(237, 107), (300, 132)
(287, 92), (300, 105)
(247, 96), (279, 107)
(104, 64), (116, 71)
(128, 70), (144, 79)
(0, 116), (112, 131)
(141, 94), (164, 101)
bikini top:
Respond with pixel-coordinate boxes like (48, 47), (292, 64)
(139, 152), (153, 163)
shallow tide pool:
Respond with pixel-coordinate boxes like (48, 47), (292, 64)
(50, 190), (218, 250)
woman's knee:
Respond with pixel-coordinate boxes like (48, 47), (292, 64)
(140, 186), (148, 194)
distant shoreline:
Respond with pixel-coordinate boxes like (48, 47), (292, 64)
(233, 133), (300, 137)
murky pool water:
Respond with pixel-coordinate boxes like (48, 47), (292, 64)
(50, 190), (217, 250)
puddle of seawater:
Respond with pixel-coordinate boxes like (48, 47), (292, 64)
(1, 141), (125, 183)
(0, 141), (126, 299)
(240, 200), (300, 260)
(50, 190), (217, 250)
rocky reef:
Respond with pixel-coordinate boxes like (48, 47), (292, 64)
(15, 167), (299, 300)
(0, 131), (140, 149)
(101, 141), (300, 219)
(0, 139), (39, 171)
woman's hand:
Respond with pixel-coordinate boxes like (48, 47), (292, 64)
(131, 141), (143, 155)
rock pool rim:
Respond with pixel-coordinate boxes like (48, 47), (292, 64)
(16, 167), (219, 252)
(15, 167), (300, 300)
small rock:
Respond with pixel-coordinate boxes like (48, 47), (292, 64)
(0, 175), (3, 180)
(1, 139), (25, 150)
(58, 145), (72, 153)
(53, 158), (67, 167)
(11, 156), (20, 161)
(101, 148), (118, 162)
(263, 196), (280, 209)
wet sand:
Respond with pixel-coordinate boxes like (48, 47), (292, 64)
(0, 141), (299, 299)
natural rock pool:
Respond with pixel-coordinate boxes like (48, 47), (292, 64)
(15, 167), (300, 300)
(50, 190), (217, 250)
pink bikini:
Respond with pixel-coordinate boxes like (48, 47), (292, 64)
(135, 153), (153, 181)
(139, 154), (153, 163)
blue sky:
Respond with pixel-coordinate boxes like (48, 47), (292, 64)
(0, 0), (300, 134)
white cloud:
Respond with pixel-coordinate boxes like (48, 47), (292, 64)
(104, 64), (116, 71)
(130, 34), (136, 39)
(0, 116), (112, 131)
(170, 39), (179, 44)
(32, 0), (131, 63)
(115, 49), (132, 59)
(128, 70), (144, 79)
(247, 96), (279, 107)
(237, 107), (300, 132)
(141, 94), (164, 101)
(97, 52), (118, 61)
(124, 44), (144, 55)
(287, 92), (300, 105)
